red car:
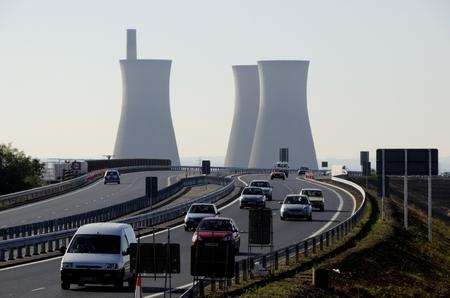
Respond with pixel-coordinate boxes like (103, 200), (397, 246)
(192, 217), (240, 254)
(270, 170), (286, 180)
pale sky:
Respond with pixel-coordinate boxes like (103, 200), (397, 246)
(1, 0), (449, 160)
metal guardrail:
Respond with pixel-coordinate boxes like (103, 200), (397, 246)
(182, 176), (367, 298)
(0, 165), (177, 210)
(0, 170), (103, 210)
(0, 176), (235, 263)
(1, 163), (326, 211)
(0, 174), (214, 240)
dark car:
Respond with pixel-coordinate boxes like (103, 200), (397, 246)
(270, 170), (286, 180)
(104, 170), (120, 184)
(298, 167), (310, 176)
(192, 218), (240, 254)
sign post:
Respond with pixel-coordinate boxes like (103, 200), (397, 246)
(428, 149), (432, 242)
(382, 149), (385, 221)
(404, 149), (408, 230)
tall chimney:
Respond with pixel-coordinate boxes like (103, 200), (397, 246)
(126, 29), (137, 60)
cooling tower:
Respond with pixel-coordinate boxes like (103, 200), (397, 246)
(113, 29), (180, 165)
(224, 65), (260, 167)
(248, 60), (318, 169)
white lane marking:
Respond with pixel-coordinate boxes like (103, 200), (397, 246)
(237, 175), (249, 186)
(0, 256), (63, 272)
(31, 287), (45, 292)
(0, 179), (103, 215)
(275, 179), (294, 193)
(296, 178), (347, 238)
(145, 282), (193, 298)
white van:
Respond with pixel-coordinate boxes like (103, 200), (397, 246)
(60, 223), (137, 290)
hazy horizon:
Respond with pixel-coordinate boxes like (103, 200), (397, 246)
(1, 0), (449, 160)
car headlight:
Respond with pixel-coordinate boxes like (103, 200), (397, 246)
(62, 262), (73, 269)
(192, 233), (202, 243)
(105, 263), (118, 270)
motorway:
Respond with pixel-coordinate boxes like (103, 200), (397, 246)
(0, 174), (355, 298)
(0, 171), (184, 228)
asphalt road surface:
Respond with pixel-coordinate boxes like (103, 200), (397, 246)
(0, 171), (183, 228)
(0, 174), (355, 298)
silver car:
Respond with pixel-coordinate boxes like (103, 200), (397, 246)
(249, 180), (273, 200)
(184, 203), (219, 231)
(239, 187), (266, 209)
(280, 195), (312, 221)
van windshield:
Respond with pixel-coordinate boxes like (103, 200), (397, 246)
(67, 234), (121, 254)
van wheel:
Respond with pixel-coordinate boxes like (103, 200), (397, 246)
(61, 282), (70, 290)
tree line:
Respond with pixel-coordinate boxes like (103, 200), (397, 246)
(0, 144), (43, 195)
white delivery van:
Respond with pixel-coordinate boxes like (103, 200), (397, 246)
(60, 223), (137, 290)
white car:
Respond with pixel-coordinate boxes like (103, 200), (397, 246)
(239, 187), (266, 209)
(249, 180), (273, 200)
(280, 195), (312, 221)
(184, 203), (219, 231)
(60, 223), (136, 290)
(300, 188), (325, 211)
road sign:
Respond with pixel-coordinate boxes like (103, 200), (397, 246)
(249, 208), (272, 245)
(321, 161), (328, 168)
(279, 148), (289, 163)
(201, 160), (211, 175)
(191, 243), (235, 278)
(376, 149), (438, 176)
(360, 151), (369, 165)
(130, 243), (180, 274)
(145, 177), (158, 198)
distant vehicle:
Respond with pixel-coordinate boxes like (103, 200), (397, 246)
(184, 203), (219, 231)
(104, 169), (120, 184)
(300, 188), (325, 211)
(305, 171), (315, 179)
(297, 167), (310, 176)
(249, 180), (273, 200)
(239, 187), (266, 209)
(279, 194), (312, 221)
(60, 223), (137, 290)
(270, 170), (286, 180)
(275, 162), (289, 177)
(442, 172), (450, 177)
(192, 217), (240, 254)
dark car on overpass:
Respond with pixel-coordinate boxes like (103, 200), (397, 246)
(104, 169), (120, 184)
